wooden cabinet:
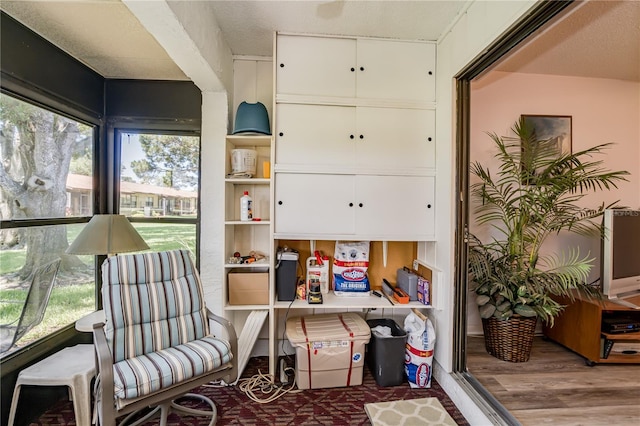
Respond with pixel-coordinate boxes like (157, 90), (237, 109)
(543, 294), (640, 365)
(276, 34), (435, 102)
(275, 104), (435, 172)
(274, 174), (435, 240)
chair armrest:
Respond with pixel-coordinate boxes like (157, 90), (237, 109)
(206, 308), (238, 382)
(206, 308), (238, 349)
(92, 322), (114, 398)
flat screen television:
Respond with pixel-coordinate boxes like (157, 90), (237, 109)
(601, 209), (640, 308)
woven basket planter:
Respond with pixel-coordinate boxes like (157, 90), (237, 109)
(481, 315), (538, 362)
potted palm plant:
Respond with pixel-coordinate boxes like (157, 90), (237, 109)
(468, 117), (628, 362)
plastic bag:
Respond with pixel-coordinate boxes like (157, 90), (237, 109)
(333, 241), (370, 296)
(404, 311), (436, 388)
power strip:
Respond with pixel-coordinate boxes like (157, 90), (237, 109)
(279, 358), (295, 384)
(279, 359), (288, 383)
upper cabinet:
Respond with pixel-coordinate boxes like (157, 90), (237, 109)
(274, 33), (436, 241)
(277, 36), (355, 98)
(275, 103), (435, 173)
(276, 35), (436, 104)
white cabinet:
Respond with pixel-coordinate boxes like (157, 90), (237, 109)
(274, 173), (354, 236)
(356, 175), (434, 239)
(274, 173), (435, 240)
(276, 34), (436, 103)
(223, 135), (272, 308)
(274, 33), (437, 242)
(275, 104), (435, 172)
(355, 38), (435, 102)
(276, 36), (355, 98)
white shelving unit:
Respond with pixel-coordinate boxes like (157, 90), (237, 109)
(221, 35), (440, 376)
(222, 134), (273, 376)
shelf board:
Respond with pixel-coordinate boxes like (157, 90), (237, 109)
(598, 353), (640, 363)
(226, 134), (271, 147)
(224, 262), (270, 270)
(274, 292), (432, 309)
(225, 220), (271, 225)
(225, 178), (270, 185)
(224, 303), (271, 311)
(602, 331), (640, 341)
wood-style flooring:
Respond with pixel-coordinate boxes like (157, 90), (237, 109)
(466, 335), (640, 425)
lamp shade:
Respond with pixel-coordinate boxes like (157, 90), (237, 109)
(66, 214), (149, 255)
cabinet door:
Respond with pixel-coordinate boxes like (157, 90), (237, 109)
(275, 104), (355, 167)
(276, 35), (356, 98)
(355, 175), (435, 240)
(356, 107), (435, 170)
(356, 39), (436, 102)
(274, 174), (355, 235)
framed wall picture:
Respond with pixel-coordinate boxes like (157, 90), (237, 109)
(521, 115), (572, 156)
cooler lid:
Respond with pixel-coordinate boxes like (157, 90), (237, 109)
(286, 312), (370, 343)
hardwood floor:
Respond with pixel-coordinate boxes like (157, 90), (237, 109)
(466, 335), (640, 425)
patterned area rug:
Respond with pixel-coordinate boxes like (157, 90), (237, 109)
(365, 398), (457, 426)
(30, 356), (469, 425)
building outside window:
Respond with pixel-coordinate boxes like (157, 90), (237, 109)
(119, 131), (200, 257)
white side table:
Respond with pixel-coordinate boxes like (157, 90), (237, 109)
(7, 344), (96, 426)
(75, 310), (105, 332)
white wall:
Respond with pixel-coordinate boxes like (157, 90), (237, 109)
(467, 71), (640, 334)
(433, 0), (537, 371)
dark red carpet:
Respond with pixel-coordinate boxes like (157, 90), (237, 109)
(30, 356), (469, 425)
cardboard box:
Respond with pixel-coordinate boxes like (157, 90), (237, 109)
(228, 269), (269, 305)
(417, 276), (431, 305)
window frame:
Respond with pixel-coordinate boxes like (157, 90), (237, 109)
(0, 88), (103, 363)
(112, 126), (202, 269)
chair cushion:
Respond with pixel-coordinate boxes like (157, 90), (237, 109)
(113, 335), (232, 400)
(102, 250), (210, 362)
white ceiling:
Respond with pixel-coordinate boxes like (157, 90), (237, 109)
(1, 0), (638, 82)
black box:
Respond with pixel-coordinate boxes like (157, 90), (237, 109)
(366, 318), (407, 386)
(276, 251), (298, 301)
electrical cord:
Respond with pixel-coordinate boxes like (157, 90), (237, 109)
(237, 367), (301, 403)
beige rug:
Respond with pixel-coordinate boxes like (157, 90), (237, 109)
(365, 397), (458, 426)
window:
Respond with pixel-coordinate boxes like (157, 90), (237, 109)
(119, 131), (199, 257)
(0, 93), (96, 357)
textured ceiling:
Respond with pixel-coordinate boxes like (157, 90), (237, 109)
(495, 0), (640, 82)
(207, 0), (467, 57)
(1, 0), (638, 82)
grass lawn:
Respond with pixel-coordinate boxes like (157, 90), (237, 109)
(0, 222), (196, 352)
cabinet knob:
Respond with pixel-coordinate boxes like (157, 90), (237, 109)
(359, 134), (364, 139)
(359, 203), (364, 208)
(350, 67), (355, 72)
(350, 134), (355, 139)
(280, 63), (285, 68)
(428, 137), (432, 142)
(349, 202), (354, 207)
(427, 204), (432, 208)
(279, 132), (284, 137)
(428, 71), (433, 75)
(278, 201), (283, 205)
(360, 67), (365, 71)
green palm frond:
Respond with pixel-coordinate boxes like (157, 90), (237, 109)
(468, 117), (629, 325)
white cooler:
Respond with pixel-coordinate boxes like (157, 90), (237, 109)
(286, 312), (371, 390)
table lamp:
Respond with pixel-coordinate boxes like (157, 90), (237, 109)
(66, 214), (149, 256)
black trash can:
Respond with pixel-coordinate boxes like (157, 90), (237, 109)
(366, 318), (407, 386)
(276, 251), (298, 301)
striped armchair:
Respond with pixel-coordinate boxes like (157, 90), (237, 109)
(92, 250), (237, 425)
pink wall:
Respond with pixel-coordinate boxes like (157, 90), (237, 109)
(467, 71), (640, 333)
